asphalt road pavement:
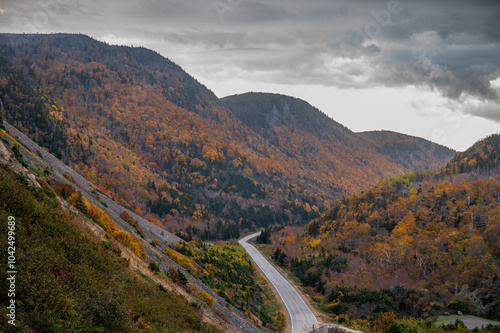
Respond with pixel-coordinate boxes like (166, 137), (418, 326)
(239, 232), (320, 333)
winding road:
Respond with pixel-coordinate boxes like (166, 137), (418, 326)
(239, 232), (320, 333)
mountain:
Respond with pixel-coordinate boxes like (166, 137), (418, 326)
(222, 92), (348, 135)
(359, 130), (456, 171)
(0, 33), (454, 241)
(223, 93), (455, 192)
(441, 134), (500, 175)
(261, 135), (500, 326)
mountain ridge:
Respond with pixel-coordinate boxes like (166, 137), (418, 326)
(222, 92), (350, 135)
(358, 129), (456, 170)
(223, 92), (454, 186)
(0, 33), (455, 240)
(442, 134), (500, 175)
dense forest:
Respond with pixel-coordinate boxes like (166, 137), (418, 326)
(261, 135), (500, 326)
(0, 55), (70, 158)
(0, 33), (454, 240)
(223, 94), (454, 177)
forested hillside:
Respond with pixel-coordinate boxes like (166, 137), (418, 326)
(262, 136), (500, 325)
(0, 33), (454, 240)
(223, 93), (455, 194)
(359, 130), (456, 171)
(0, 146), (221, 332)
(0, 118), (275, 332)
(442, 134), (500, 175)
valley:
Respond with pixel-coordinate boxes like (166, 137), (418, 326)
(0, 32), (499, 333)
(0, 33), (454, 241)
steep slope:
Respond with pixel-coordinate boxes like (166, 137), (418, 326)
(0, 123), (272, 332)
(359, 130), (456, 170)
(0, 33), (454, 241)
(223, 93), (455, 191)
(262, 135), (500, 325)
(0, 54), (70, 159)
(0, 140), (222, 332)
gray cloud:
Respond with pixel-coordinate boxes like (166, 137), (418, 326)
(0, 0), (499, 121)
(462, 101), (500, 123)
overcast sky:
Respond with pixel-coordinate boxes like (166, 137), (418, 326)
(1, 0), (500, 151)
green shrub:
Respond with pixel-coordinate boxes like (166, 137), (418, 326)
(448, 300), (470, 313)
(442, 319), (467, 331)
(385, 323), (416, 333)
(148, 262), (160, 273)
(11, 144), (28, 167)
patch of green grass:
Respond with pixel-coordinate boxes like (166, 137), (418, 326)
(19, 141), (31, 152)
(254, 264), (287, 332)
(29, 165), (44, 177)
(137, 269), (156, 284)
(436, 315), (500, 326)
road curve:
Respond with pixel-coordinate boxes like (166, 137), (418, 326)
(239, 232), (319, 333)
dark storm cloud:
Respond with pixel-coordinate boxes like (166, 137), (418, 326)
(0, 0), (499, 120)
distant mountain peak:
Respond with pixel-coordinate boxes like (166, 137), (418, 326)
(222, 92), (348, 135)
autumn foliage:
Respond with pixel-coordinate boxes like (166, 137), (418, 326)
(0, 34), (454, 241)
(174, 241), (284, 328)
(196, 291), (214, 306)
(267, 166), (500, 320)
(442, 134), (500, 175)
(66, 189), (145, 258)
